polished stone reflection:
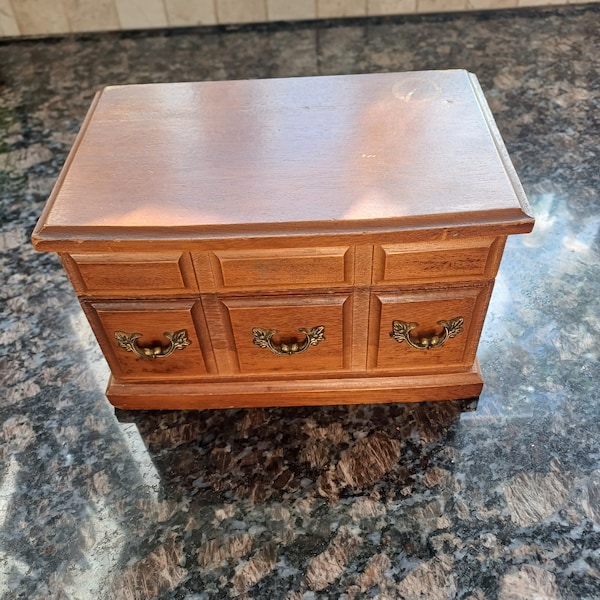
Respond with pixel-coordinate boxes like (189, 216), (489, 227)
(1, 5), (600, 598)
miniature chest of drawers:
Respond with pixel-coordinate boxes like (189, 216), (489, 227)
(32, 70), (534, 410)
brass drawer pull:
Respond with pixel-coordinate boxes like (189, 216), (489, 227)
(390, 317), (463, 350)
(253, 326), (325, 356)
(114, 329), (191, 359)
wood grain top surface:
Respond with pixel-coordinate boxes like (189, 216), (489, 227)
(33, 70), (534, 244)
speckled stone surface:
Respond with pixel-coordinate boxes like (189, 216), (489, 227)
(1, 5), (600, 599)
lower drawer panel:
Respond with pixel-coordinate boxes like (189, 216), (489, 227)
(369, 285), (493, 372)
(83, 300), (212, 381)
(220, 294), (352, 374)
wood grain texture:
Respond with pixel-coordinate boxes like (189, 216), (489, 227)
(83, 300), (213, 380)
(373, 237), (500, 285)
(106, 362), (484, 410)
(220, 294), (352, 374)
(368, 284), (493, 371)
(210, 246), (353, 290)
(62, 251), (197, 297)
(32, 71), (535, 410)
(32, 70), (534, 251)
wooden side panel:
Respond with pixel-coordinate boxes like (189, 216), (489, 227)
(83, 300), (212, 381)
(220, 294), (352, 374)
(63, 252), (198, 297)
(369, 284), (493, 372)
(209, 246), (353, 290)
(373, 238), (502, 285)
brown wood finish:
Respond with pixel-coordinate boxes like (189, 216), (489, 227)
(32, 70), (535, 410)
(369, 284), (493, 372)
(62, 252), (197, 296)
(32, 71), (532, 244)
(83, 300), (213, 381)
(220, 294), (352, 374)
(105, 364), (485, 410)
(373, 237), (503, 285)
(209, 246), (353, 291)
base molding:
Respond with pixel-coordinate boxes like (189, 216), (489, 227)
(106, 362), (483, 410)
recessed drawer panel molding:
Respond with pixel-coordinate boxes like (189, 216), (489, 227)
(220, 294), (352, 374)
(63, 252), (198, 297)
(208, 247), (354, 291)
(83, 300), (214, 381)
(368, 285), (493, 372)
(373, 238), (505, 285)
(32, 72), (535, 409)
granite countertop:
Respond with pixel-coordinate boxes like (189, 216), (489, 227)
(1, 5), (600, 599)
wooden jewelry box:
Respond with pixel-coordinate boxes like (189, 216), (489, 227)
(32, 70), (534, 410)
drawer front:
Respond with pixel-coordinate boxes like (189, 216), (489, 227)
(369, 285), (492, 372)
(373, 238), (503, 285)
(63, 252), (198, 297)
(220, 294), (352, 374)
(206, 247), (353, 291)
(83, 300), (212, 381)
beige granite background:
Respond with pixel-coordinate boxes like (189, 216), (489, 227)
(0, 0), (596, 37)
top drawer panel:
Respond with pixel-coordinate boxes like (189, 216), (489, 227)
(373, 238), (503, 285)
(209, 247), (353, 291)
(64, 252), (198, 297)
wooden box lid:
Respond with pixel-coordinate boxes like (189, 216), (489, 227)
(32, 70), (533, 251)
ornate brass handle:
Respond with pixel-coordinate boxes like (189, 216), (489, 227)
(390, 317), (463, 350)
(114, 329), (191, 359)
(252, 326), (325, 356)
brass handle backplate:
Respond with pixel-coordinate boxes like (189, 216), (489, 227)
(253, 326), (325, 356)
(114, 329), (191, 359)
(390, 317), (463, 350)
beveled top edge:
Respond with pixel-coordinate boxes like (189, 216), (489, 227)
(32, 208), (534, 253)
(33, 69), (534, 250)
